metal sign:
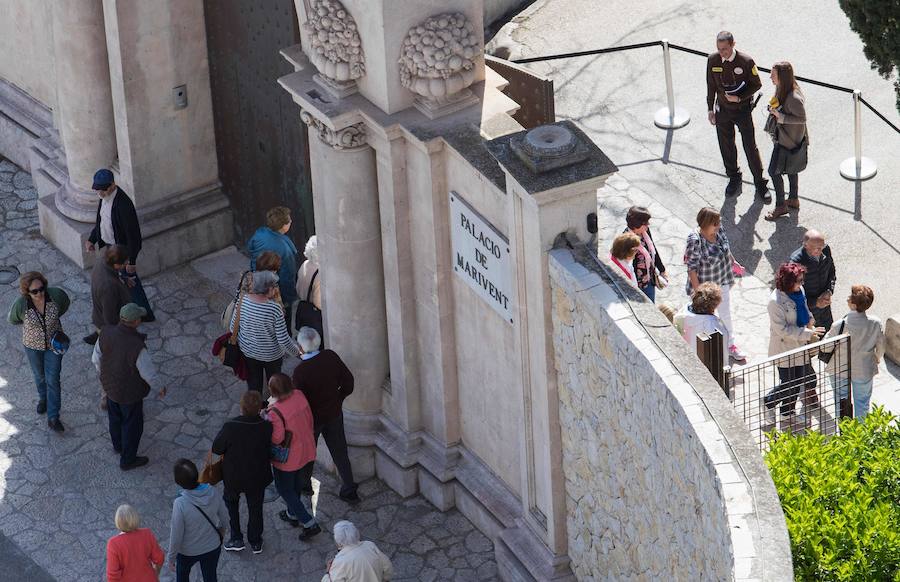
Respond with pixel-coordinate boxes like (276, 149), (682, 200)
(449, 191), (514, 324)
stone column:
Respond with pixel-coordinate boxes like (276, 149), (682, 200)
(304, 113), (389, 416)
(51, 0), (117, 222)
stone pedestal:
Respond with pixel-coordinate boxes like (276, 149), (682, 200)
(50, 0), (118, 222)
(307, 122), (389, 415)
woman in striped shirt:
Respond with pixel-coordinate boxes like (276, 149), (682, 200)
(231, 270), (300, 392)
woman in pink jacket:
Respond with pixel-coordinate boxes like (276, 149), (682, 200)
(267, 373), (321, 540)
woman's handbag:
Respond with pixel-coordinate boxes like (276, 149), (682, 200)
(269, 407), (293, 463)
(782, 136), (809, 174)
(216, 282), (246, 370)
(199, 450), (223, 485)
(221, 271), (251, 330)
(294, 270), (323, 338)
(818, 320), (845, 364)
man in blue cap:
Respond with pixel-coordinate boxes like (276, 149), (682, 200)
(83, 169), (154, 344)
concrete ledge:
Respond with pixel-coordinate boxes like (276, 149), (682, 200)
(884, 315), (900, 365)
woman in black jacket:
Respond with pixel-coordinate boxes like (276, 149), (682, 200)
(211, 391), (273, 554)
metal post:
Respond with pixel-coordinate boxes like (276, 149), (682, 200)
(654, 39), (690, 129)
(840, 90), (877, 180)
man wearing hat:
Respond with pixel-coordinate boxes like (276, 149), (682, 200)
(84, 168), (155, 323)
(91, 303), (167, 470)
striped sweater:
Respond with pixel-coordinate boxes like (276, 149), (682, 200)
(231, 296), (298, 362)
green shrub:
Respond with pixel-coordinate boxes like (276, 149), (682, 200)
(765, 407), (900, 581)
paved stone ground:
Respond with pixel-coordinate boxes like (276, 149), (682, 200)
(0, 159), (499, 582)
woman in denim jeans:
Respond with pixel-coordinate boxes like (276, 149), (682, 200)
(7, 271), (70, 432)
(267, 373), (321, 540)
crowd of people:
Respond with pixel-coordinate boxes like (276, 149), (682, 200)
(6, 172), (391, 581)
(606, 30), (887, 428)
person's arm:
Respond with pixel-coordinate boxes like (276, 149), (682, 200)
(100, 285), (123, 326)
(652, 234), (666, 275)
(706, 56), (717, 113)
(743, 57), (762, 98)
(768, 297), (814, 343)
(166, 503), (184, 566)
(120, 195), (142, 266)
(269, 406), (285, 444)
(49, 288), (71, 316)
(149, 531), (165, 570)
(7, 296), (25, 324)
(211, 424), (228, 456)
(106, 539), (124, 582)
(274, 307), (300, 356)
(827, 250), (837, 294)
(684, 235), (701, 291)
(91, 341), (102, 372)
(215, 493), (229, 535)
(875, 322), (886, 365)
(779, 93), (806, 124)
(336, 354), (354, 399)
(135, 349), (157, 386)
(378, 545), (395, 580)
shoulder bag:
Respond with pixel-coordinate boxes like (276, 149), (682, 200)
(294, 269), (323, 338)
(190, 503), (223, 544)
(221, 271), (251, 330)
(218, 284), (245, 369)
(818, 319), (845, 364)
(199, 450), (223, 485)
(269, 407), (293, 463)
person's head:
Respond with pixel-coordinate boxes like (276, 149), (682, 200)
(771, 61), (800, 104)
(715, 31), (735, 60)
(625, 206), (652, 235)
(119, 303), (147, 327)
(173, 458), (199, 490)
(297, 326), (322, 354)
(250, 270), (279, 297)
(802, 230), (826, 259)
(268, 372), (294, 400)
(333, 520), (361, 549)
(239, 390), (264, 417)
(105, 245), (129, 269)
(19, 271), (48, 299)
(775, 262), (806, 293)
(610, 232), (641, 261)
(255, 250), (282, 273)
(92, 168), (116, 198)
(657, 302), (676, 323)
(114, 504), (141, 533)
(266, 206), (292, 234)
(848, 285), (874, 313)
(304, 235), (319, 265)
(696, 207), (721, 237)
(691, 282), (722, 315)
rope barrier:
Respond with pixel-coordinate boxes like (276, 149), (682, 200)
(514, 40), (898, 135)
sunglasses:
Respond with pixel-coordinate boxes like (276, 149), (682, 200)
(29, 287), (46, 295)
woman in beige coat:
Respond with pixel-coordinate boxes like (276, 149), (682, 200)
(765, 61), (809, 221)
(821, 285), (885, 419)
(763, 263), (823, 427)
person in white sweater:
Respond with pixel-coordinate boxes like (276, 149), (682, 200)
(821, 285), (885, 420)
(322, 521), (393, 582)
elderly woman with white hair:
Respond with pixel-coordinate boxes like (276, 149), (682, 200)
(295, 235), (323, 339)
(323, 521), (393, 582)
(231, 270), (300, 392)
(105, 504), (165, 582)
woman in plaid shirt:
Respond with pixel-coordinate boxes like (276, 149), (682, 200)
(684, 207), (747, 362)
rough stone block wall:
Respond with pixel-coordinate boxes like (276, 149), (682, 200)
(549, 249), (733, 580)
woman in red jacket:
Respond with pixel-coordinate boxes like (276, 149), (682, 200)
(106, 504), (164, 582)
(268, 373), (321, 540)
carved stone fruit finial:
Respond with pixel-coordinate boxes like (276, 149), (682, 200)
(398, 12), (482, 118)
(302, 0), (365, 95)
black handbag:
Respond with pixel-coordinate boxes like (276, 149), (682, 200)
(294, 270), (323, 338)
(818, 320), (845, 364)
(782, 136), (809, 175)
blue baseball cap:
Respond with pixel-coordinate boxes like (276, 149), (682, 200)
(92, 168), (114, 190)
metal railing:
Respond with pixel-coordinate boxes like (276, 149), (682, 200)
(720, 334), (852, 451)
(512, 40), (899, 181)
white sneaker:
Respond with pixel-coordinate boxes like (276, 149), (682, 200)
(729, 344), (748, 362)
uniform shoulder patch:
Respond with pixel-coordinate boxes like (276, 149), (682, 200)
(751, 65), (759, 76)
(712, 66), (723, 72)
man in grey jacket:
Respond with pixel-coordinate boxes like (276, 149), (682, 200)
(167, 458), (229, 579)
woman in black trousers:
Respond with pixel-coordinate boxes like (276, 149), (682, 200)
(212, 391), (273, 554)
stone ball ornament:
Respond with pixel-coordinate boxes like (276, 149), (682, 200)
(302, 0), (365, 83)
(399, 12), (481, 100)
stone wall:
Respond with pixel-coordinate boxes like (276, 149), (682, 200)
(549, 246), (793, 581)
(0, 0), (56, 111)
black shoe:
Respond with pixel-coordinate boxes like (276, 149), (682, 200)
(298, 524), (321, 541)
(339, 491), (361, 504)
(120, 456), (149, 471)
(725, 176), (743, 197)
(48, 418), (64, 432)
(755, 180), (770, 200)
(251, 540), (263, 554)
(82, 332), (99, 345)
(36, 400), (47, 415)
(278, 510), (299, 527)
(224, 538), (245, 552)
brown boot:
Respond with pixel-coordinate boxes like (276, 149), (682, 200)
(785, 199), (800, 209)
(765, 206), (790, 221)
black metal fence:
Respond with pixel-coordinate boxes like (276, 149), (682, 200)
(722, 334), (852, 450)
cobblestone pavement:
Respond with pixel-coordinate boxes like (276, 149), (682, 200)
(0, 159), (499, 582)
(596, 173), (900, 415)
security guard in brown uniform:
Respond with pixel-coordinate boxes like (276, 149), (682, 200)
(707, 31), (769, 200)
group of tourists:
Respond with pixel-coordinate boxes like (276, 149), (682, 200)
(606, 30), (887, 427)
(6, 176), (391, 581)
